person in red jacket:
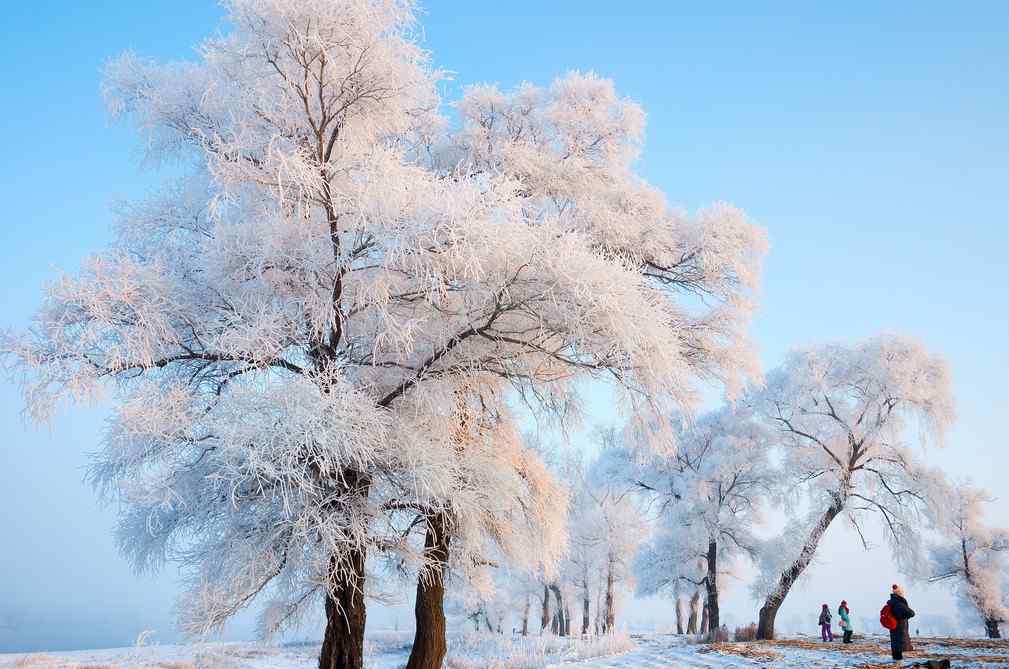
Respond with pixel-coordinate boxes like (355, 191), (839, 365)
(888, 584), (916, 661)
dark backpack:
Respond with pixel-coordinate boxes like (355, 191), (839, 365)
(880, 602), (898, 630)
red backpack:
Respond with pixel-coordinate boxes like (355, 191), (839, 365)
(880, 603), (898, 630)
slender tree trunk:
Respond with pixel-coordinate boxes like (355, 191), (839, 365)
(581, 580), (591, 635)
(564, 601), (572, 637)
(756, 491), (846, 640)
(485, 615), (494, 633)
(541, 584), (551, 633)
(986, 619), (1002, 639)
(604, 557), (615, 633)
(405, 514), (451, 669)
(319, 547), (368, 669)
(675, 592), (684, 635)
(700, 602), (709, 636)
(521, 593), (530, 636)
(705, 540), (720, 640)
(550, 584), (568, 637)
(687, 590), (699, 634)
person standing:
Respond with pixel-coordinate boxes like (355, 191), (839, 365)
(838, 600), (853, 643)
(818, 604), (834, 642)
(888, 584), (916, 661)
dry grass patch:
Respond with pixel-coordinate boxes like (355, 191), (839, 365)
(764, 638), (890, 654)
(921, 637), (1009, 651)
(700, 642), (782, 662)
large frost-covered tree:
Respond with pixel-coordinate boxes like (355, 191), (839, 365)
(2, 2), (767, 668)
(929, 484), (1009, 638)
(635, 408), (775, 638)
(747, 335), (955, 639)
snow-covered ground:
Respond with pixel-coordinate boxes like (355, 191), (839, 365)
(4, 633), (1009, 669)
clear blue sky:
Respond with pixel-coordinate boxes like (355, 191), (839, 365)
(1, 0), (1007, 653)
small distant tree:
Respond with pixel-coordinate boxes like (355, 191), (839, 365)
(748, 335), (955, 639)
(562, 450), (647, 636)
(635, 408), (775, 639)
(929, 485), (1009, 639)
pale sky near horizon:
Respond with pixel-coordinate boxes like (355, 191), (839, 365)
(1, 0), (1007, 654)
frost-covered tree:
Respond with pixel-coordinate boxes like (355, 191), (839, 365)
(2, 2), (766, 668)
(448, 73), (768, 407)
(929, 485), (1009, 638)
(573, 454), (647, 634)
(747, 335), (955, 639)
(392, 380), (567, 669)
(635, 408), (775, 638)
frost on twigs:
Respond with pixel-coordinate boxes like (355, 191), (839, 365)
(746, 334), (955, 617)
(928, 484), (1009, 638)
(2, 0), (767, 641)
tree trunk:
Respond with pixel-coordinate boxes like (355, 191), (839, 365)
(687, 590), (699, 634)
(319, 547), (368, 669)
(405, 514), (451, 669)
(581, 581), (591, 635)
(521, 593), (530, 636)
(550, 584), (568, 637)
(986, 619), (1002, 639)
(675, 592), (684, 635)
(604, 558), (615, 633)
(705, 540), (720, 640)
(756, 491), (846, 640)
(700, 602), (709, 637)
(541, 584), (551, 633)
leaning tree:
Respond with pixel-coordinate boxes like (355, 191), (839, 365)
(2, 2), (768, 668)
(747, 334), (955, 639)
(929, 484), (1009, 638)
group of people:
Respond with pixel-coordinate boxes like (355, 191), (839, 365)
(818, 601), (854, 644)
(817, 584), (916, 662)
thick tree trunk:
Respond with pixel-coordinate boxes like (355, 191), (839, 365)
(581, 581), (591, 635)
(319, 547), (368, 669)
(541, 584), (551, 633)
(986, 619), (1002, 639)
(756, 492), (846, 640)
(687, 590), (699, 634)
(405, 514), (451, 669)
(675, 592), (684, 635)
(705, 540), (720, 640)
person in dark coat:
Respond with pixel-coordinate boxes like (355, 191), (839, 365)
(889, 584), (916, 661)
(818, 603), (833, 641)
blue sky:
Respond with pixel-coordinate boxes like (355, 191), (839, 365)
(1, 0), (1007, 653)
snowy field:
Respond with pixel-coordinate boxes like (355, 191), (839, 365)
(4, 633), (1009, 669)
